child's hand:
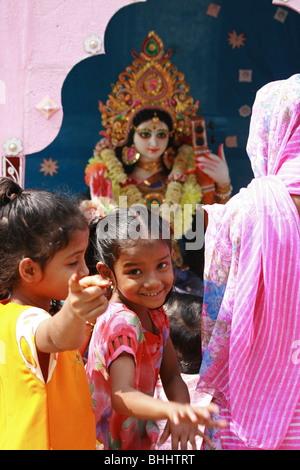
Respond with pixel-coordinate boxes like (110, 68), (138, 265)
(36, 274), (110, 354)
(159, 421), (207, 450)
(166, 401), (227, 432)
(67, 273), (110, 323)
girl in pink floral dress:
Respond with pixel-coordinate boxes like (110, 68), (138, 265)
(86, 206), (226, 450)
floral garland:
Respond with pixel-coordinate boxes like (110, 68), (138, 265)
(79, 197), (117, 224)
(85, 140), (202, 238)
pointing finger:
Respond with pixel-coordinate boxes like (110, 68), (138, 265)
(79, 275), (111, 289)
(68, 273), (83, 293)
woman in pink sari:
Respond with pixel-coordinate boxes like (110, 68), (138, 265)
(197, 74), (300, 450)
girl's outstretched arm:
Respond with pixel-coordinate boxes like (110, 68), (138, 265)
(109, 352), (226, 432)
(159, 337), (190, 403)
(110, 352), (175, 421)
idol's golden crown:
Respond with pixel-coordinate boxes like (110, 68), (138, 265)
(99, 31), (199, 147)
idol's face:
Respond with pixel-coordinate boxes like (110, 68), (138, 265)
(133, 119), (170, 162)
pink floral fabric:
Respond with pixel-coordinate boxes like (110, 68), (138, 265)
(197, 74), (300, 449)
(86, 302), (170, 450)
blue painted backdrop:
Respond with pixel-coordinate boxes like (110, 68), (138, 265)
(26, 0), (300, 197)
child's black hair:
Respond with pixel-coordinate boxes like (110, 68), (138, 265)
(0, 177), (88, 300)
(87, 205), (172, 273)
(164, 291), (203, 374)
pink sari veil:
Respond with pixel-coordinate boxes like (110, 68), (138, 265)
(198, 74), (300, 449)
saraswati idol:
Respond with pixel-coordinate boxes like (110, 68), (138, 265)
(83, 31), (231, 294)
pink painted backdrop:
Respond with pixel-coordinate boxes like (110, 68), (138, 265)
(272, 0), (300, 14)
(0, 0), (145, 159)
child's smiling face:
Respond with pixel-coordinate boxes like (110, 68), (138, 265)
(111, 239), (174, 314)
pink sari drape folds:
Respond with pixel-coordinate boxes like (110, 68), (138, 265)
(198, 74), (300, 449)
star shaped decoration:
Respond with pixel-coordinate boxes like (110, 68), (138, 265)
(228, 30), (246, 49)
(39, 157), (59, 177)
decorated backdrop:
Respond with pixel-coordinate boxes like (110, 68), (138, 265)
(5, 0), (300, 196)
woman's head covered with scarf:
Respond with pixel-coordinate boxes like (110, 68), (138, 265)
(198, 74), (300, 449)
(247, 73), (300, 192)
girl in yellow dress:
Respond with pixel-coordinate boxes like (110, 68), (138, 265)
(0, 176), (110, 450)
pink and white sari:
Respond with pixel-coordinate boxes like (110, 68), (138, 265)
(197, 74), (300, 449)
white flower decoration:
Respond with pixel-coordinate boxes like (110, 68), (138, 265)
(3, 137), (23, 156)
(84, 34), (102, 54)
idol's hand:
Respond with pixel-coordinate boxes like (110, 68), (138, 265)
(195, 144), (230, 185)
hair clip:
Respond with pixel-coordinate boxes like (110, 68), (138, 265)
(9, 193), (19, 201)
